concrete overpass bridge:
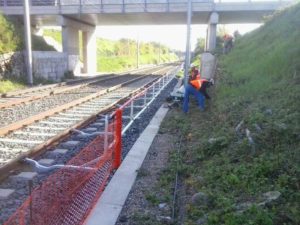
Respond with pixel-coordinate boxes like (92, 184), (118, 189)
(0, 0), (295, 74)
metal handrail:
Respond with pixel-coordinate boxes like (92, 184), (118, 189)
(0, 0), (290, 7)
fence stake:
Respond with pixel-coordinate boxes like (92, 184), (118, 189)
(29, 180), (33, 224)
(143, 91), (147, 106)
(114, 109), (122, 169)
(104, 115), (109, 152)
(152, 84), (155, 97)
(130, 100), (134, 120)
(158, 79), (161, 90)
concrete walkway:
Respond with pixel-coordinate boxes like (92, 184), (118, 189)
(85, 105), (169, 225)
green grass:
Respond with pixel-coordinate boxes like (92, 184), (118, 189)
(42, 30), (179, 72)
(0, 79), (25, 93)
(43, 29), (62, 44)
(159, 3), (300, 225)
(0, 14), (20, 54)
(97, 53), (178, 72)
(32, 35), (56, 51)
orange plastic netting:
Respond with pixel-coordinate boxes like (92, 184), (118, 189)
(4, 109), (122, 225)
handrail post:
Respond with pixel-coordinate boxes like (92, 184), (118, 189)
(101, 0), (104, 12)
(58, 0), (61, 11)
(152, 83), (155, 97)
(130, 100), (134, 120)
(79, 0), (82, 14)
(143, 92), (147, 106)
(167, 0), (169, 12)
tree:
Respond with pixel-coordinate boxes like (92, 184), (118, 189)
(194, 38), (205, 55)
(217, 25), (229, 38)
(0, 14), (20, 54)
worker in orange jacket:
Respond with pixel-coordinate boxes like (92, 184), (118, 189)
(189, 66), (201, 81)
(223, 34), (233, 54)
(183, 76), (207, 113)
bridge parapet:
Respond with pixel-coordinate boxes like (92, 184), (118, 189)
(0, 0), (295, 24)
(0, 0), (292, 8)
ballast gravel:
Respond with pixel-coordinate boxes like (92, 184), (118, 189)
(0, 74), (144, 127)
(0, 77), (177, 224)
(0, 75), (160, 166)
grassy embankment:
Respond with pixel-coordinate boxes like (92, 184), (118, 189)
(146, 4), (299, 225)
(96, 38), (178, 72)
(0, 80), (25, 94)
(0, 15), (56, 93)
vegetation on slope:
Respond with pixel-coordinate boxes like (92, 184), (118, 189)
(0, 14), (20, 54)
(97, 38), (178, 72)
(0, 15), (57, 92)
(191, 37), (205, 67)
(157, 3), (300, 225)
(0, 80), (25, 94)
(43, 29), (62, 44)
(0, 15), (55, 54)
(43, 29), (179, 72)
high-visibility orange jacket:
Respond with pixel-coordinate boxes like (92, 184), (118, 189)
(190, 69), (200, 81)
(190, 78), (207, 90)
(193, 73), (201, 80)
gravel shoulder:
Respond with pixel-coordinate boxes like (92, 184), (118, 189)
(116, 132), (175, 225)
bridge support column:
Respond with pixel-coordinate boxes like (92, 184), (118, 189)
(206, 12), (219, 52)
(60, 16), (97, 75)
(62, 26), (80, 75)
(82, 28), (97, 74)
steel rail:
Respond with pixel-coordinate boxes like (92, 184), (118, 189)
(0, 72), (172, 180)
(0, 74), (151, 136)
(1, 74), (110, 98)
(1, 64), (164, 98)
(0, 64), (178, 180)
(0, 65), (169, 109)
(0, 74), (126, 109)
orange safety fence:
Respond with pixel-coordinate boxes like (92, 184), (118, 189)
(4, 109), (123, 225)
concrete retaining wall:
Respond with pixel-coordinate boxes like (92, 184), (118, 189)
(32, 51), (68, 81)
(0, 51), (69, 81)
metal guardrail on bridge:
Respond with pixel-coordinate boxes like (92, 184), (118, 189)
(0, 0), (292, 7)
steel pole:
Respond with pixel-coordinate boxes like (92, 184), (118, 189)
(158, 42), (161, 65)
(24, 0), (33, 85)
(136, 36), (140, 69)
(184, 0), (192, 87)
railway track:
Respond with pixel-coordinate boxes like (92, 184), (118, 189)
(0, 64), (178, 177)
(0, 65), (166, 109)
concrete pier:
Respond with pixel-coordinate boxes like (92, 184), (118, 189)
(61, 16), (97, 75)
(206, 12), (219, 52)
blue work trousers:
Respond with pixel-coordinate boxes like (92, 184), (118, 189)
(183, 84), (205, 113)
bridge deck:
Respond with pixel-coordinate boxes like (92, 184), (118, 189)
(0, 0), (294, 25)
